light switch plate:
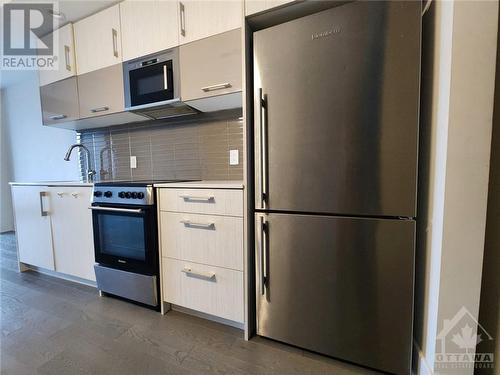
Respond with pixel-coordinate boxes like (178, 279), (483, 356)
(130, 156), (137, 169)
(229, 149), (239, 165)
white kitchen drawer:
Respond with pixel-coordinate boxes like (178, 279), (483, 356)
(162, 257), (244, 323)
(160, 212), (243, 271)
(159, 188), (243, 217)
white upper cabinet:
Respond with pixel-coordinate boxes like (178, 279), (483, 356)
(120, 0), (179, 61)
(74, 4), (122, 75)
(38, 23), (76, 86)
(178, 0), (242, 45)
(245, 0), (294, 16)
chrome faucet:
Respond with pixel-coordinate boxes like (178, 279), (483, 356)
(64, 144), (96, 183)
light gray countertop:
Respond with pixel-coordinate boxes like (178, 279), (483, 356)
(154, 180), (244, 189)
(9, 181), (94, 187)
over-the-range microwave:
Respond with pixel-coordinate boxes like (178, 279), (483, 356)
(123, 48), (196, 120)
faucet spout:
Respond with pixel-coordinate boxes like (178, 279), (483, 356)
(64, 144), (96, 183)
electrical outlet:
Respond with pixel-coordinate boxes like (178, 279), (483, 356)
(229, 149), (239, 166)
(130, 156), (137, 169)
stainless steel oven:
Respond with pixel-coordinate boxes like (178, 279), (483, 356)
(90, 203), (157, 275)
(91, 182), (163, 308)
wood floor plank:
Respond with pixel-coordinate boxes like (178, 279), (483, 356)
(0, 232), (383, 375)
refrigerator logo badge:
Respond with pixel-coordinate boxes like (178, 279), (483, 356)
(311, 27), (341, 40)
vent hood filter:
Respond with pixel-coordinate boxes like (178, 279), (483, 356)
(131, 101), (198, 120)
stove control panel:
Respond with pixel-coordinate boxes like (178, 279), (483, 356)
(92, 186), (154, 205)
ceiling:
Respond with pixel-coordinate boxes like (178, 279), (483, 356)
(0, 0), (120, 89)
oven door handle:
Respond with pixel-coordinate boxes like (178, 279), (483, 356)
(88, 206), (143, 214)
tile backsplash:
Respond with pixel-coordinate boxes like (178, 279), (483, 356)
(77, 110), (243, 182)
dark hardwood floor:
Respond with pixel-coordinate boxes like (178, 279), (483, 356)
(0, 232), (381, 375)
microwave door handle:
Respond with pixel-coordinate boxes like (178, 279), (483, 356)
(163, 64), (168, 90)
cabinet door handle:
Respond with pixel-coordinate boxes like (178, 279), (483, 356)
(179, 195), (214, 202)
(201, 83), (232, 92)
(181, 267), (215, 281)
(39, 191), (49, 216)
(56, 192), (64, 197)
(90, 106), (109, 113)
(64, 45), (71, 71)
(112, 28), (118, 57)
(163, 65), (169, 90)
(49, 114), (67, 120)
(71, 192), (79, 198)
(180, 220), (215, 229)
(179, 2), (186, 37)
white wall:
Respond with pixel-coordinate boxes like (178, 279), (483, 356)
(0, 89), (14, 232)
(415, 2), (454, 373)
(0, 70), (79, 229)
(415, 2), (498, 375)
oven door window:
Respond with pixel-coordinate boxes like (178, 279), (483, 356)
(97, 213), (146, 261)
(129, 60), (174, 106)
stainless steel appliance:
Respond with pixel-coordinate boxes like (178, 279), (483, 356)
(123, 49), (196, 120)
(91, 180), (188, 308)
(253, 2), (421, 375)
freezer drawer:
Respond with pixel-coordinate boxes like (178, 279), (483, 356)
(255, 213), (415, 375)
(254, 1), (421, 217)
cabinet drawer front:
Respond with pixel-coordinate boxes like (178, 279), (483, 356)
(161, 212), (243, 270)
(159, 188), (243, 217)
(162, 258), (244, 323)
(78, 64), (125, 119)
(180, 28), (242, 101)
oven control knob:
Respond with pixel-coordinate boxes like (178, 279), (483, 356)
(104, 191), (113, 198)
(93, 191), (102, 197)
(118, 192), (125, 198)
(137, 192), (145, 199)
(131, 192), (138, 199)
(124, 192), (131, 199)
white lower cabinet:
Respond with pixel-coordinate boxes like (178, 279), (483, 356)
(162, 258), (244, 323)
(159, 186), (244, 324)
(161, 211), (243, 271)
(11, 186), (55, 270)
(49, 187), (96, 281)
(10, 185), (96, 282)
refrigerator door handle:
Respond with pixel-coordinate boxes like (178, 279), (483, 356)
(259, 88), (268, 208)
(260, 216), (268, 295)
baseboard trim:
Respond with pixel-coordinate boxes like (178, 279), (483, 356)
(25, 265), (97, 288)
(413, 340), (434, 375)
(171, 304), (244, 330)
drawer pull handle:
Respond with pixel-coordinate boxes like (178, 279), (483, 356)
(179, 195), (214, 202)
(56, 192), (64, 197)
(201, 83), (231, 92)
(182, 267), (215, 281)
(49, 114), (67, 120)
(90, 106), (109, 113)
(180, 219), (215, 229)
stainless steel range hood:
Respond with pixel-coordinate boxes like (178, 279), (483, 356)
(127, 99), (197, 120)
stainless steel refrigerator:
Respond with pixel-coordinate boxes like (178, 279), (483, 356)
(253, 2), (421, 375)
